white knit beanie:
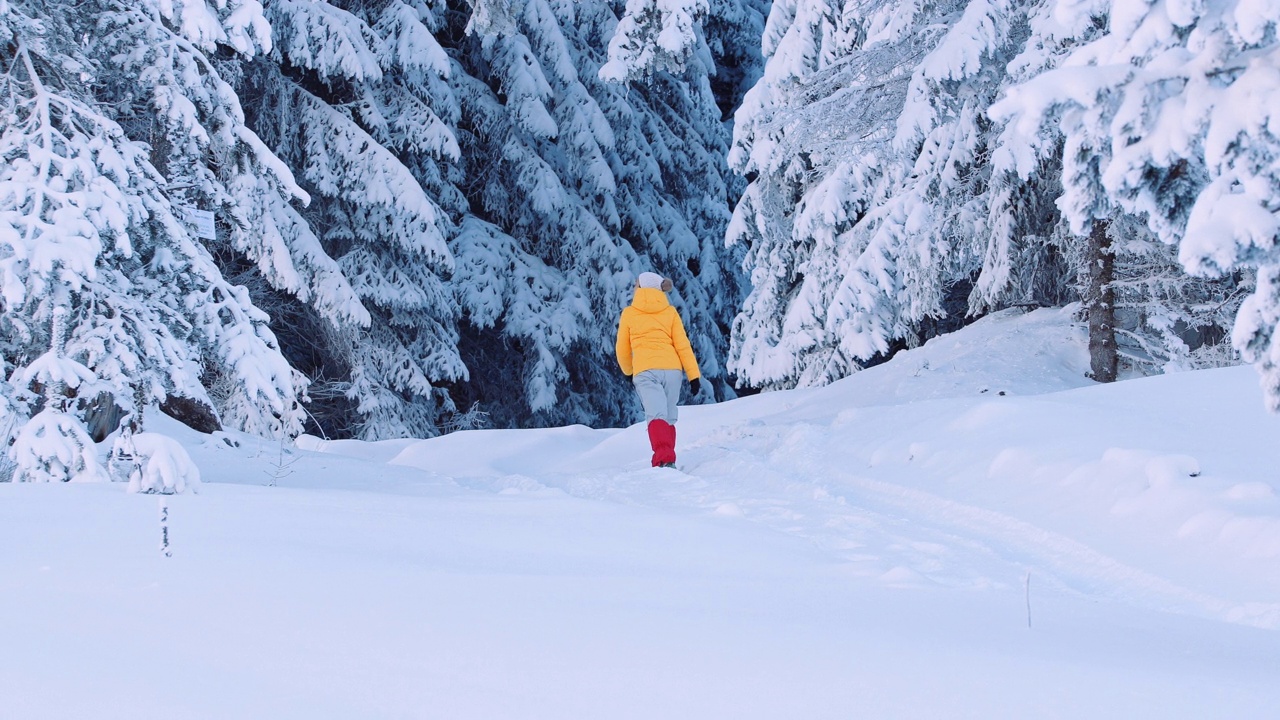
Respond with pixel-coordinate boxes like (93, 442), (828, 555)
(637, 272), (672, 291)
(637, 272), (664, 289)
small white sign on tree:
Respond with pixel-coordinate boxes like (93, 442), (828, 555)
(180, 206), (216, 240)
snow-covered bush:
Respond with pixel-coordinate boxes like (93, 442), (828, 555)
(9, 408), (110, 484)
(120, 432), (201, 494)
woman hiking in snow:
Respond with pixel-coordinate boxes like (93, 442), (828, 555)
(615, 272), (701, 468)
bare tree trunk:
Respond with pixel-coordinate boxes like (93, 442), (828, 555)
(1085, 219), (1117, 382)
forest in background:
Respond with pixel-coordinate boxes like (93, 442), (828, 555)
(3, 0), (1279, 483)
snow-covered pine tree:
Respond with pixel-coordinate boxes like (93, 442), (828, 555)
(727, 0), (1030, 388)
(987, 0), (1261, 384)
(2, 0), (309, 482)
(598, 0), (759, 401)
(1106, 215), (1244, 373)
(599, 0), (711, 82)
(728, 0), (1246, 392)
(0, 375), (20, 482)
(447, 0), (635, 428)
(97, 0), (369, 332)
(703, 0), (771, 120)
(968, 0), (1091, 317)
(241, 0), (467, 439)
(443, 0), (755, 428)
(91, 0), (367, 433)
(7, 308), (110, 483)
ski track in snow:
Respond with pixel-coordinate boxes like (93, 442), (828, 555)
(440, 415), (1280, 630)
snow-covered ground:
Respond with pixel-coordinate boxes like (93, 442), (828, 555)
(4, 307), (1280, 719)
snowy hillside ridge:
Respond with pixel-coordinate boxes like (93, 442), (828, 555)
(6, 305), (1280, 718)
(303, 307), (1280, 630)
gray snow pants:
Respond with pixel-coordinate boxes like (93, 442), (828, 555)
(633, 369), (683, 424)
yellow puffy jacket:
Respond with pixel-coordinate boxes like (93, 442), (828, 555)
(615, 288), (701, 380)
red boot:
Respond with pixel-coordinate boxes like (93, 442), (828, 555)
(647, 419), (677, 467)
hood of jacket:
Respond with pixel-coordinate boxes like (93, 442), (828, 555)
(631, 287), (670, 314)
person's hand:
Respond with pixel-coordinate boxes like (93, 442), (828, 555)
(689, 378), (701, 395)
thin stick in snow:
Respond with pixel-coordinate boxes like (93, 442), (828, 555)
(159, 497), (172, 558)
(1025, 572), (1032, 629)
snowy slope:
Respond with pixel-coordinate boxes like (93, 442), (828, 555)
(4, 307), (1280, 718)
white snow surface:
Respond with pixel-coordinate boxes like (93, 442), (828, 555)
(5, 307), (1280, 718)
